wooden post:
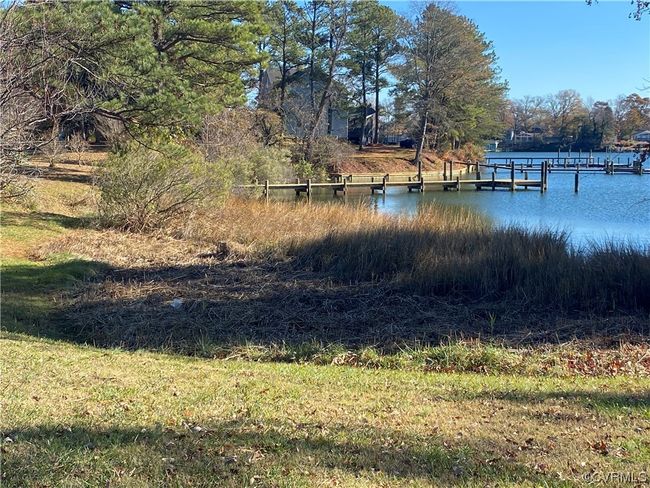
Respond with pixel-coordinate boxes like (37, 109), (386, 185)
(524, 171), (529, 180)
(544, 161), (549, 191)
(420, 175), (425, 193)
(443, 161), (447, 181)
(540, 161), (545, 193)
(264, 179), (269, 203)
(491, 172), (496, 191)
(574, 172), (579, 193)
(382, 175), (387, 193)
(510, 161), (515, 191)
(450, 161), (454, 181)
(307, 178), (312, 201)
(456, 176), (460, 191)
(343, 177), (348, 195)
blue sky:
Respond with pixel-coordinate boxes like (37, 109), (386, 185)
(381, 0), (650, 102)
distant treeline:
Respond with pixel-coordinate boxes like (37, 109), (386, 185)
(505, 91), (650, 151)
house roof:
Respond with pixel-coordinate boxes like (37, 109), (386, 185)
(633, 130), (650, 136)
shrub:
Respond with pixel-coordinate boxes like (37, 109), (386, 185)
(97, 140), (229, 231)
(66, 132), (89, 165)
(291, 158), (329, 181)
(201, 109), (296, 184)
(0, 153), (33, 202)
(292, 136), (353, 177)
(224, 146), (294, 185)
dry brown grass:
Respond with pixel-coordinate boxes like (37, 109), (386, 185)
(28, 197), (649, 357)
(178, 198), (487, 258)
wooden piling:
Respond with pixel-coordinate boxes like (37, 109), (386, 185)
(456, 176), (460, 191)
(491, 172), (496, 191)
(574, 172), (579, 193)
(510, 161), (515, 191)
(382, 175), (387, 193)
(544, 161), (549, 191)
(420, 176), (425, 193)
(307, 178), (312, 201)
(264, 179), (269, 203)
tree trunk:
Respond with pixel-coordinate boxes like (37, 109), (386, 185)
(309, 10), (317, 111)
(359, 62), (367, 151)
(373, 56), (380, 144)
(414, 110), (428, 179)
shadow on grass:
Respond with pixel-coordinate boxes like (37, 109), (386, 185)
(1, 421), (562, 487)
(0, 211), (90, 232)
(474, 389), (650, 417)
(18, 162), (94, 184)
(1, 259), (107, 338)
(2, 253), (649, 353)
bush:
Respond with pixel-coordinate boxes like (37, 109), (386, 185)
(0, 153), (33, 202)
(293, 136), (353, 176)
(224, 146), (294, 185)
(97, 140), (229, 231)
(291, 158), (329, 181)
(201, 109), (296, 184)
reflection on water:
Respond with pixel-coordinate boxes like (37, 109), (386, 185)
(285, 152), (650, 248)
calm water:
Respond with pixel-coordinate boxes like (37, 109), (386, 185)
(313, 151), (650, 248)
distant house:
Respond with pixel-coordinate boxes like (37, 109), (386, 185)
(485, 140), (499, 152)
(258, 68), (349, 140)
(347, 106), (375, 145)
(259, 68), (375, 143)
(632, 130), (650, 142)
(512, 131), (535, 145)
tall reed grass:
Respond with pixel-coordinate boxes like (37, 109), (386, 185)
(183, 199), (650, 314)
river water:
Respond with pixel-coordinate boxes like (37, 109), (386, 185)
(313, 151), (650, 248)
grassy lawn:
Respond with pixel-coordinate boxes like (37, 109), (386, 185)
(2, 334), (649, 487)
(1, 166), (649, 486)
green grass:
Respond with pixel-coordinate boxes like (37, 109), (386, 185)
(1, 334), (649, 487)
(1, 208), (105, 338)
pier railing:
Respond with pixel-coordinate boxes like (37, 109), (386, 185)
(236, 156), (645, 200)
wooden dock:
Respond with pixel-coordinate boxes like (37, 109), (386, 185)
(238, 155), (644, 199)
(241, 174), (544, 200)
(480, 156), (648, 175)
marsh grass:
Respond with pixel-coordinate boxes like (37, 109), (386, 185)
(183, 198), (650, 314)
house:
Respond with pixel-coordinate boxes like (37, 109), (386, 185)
(512, 131), (535, 145)
(347, 106), (375, 145)
(259, 68), (374, 143)
(632, 130), (650, 142)
(258, 68), (349, 140)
